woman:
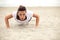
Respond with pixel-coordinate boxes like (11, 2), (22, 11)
(5, 5), (39, 28)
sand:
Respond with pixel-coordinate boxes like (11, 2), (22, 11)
(0, 7), (60, 40)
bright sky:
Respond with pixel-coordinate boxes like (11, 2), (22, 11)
(0, 0), (60, 7)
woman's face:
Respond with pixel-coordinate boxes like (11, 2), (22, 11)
(18, 11), (26, 21)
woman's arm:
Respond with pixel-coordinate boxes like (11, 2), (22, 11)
(33, 13), (40, 28)
(5, 14), (13, 28)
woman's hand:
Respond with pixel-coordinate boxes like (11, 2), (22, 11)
(7, 26), (10, 29)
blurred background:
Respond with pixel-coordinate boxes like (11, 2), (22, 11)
(0, 0), (60, 7)
(0, 0), (60, 40)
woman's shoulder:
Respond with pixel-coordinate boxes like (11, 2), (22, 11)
(12, 11), (17, 17)
(26, 10), (33, 17)
(27, 10), (33, 13)
(12, 11), (17, 14)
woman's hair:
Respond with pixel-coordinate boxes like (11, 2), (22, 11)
(17, 5), (26, 11)
(17, 5), (26, 20)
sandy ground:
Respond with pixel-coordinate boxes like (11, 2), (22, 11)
(0, 7), (60, 40)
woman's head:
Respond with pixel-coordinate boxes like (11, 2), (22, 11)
(17, 5), (27, 21)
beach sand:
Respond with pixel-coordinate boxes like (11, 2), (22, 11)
(0, 7), (60, 40)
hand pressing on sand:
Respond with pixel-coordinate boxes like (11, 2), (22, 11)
(7, 26), (10, 29)
(5, 23), (10, 29)
(34, 25), (39, 29)
(31, 26), (39, 31)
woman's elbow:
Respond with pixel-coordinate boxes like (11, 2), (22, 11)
(36, 15), (40, 20)
(5, 16), (8, 21)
